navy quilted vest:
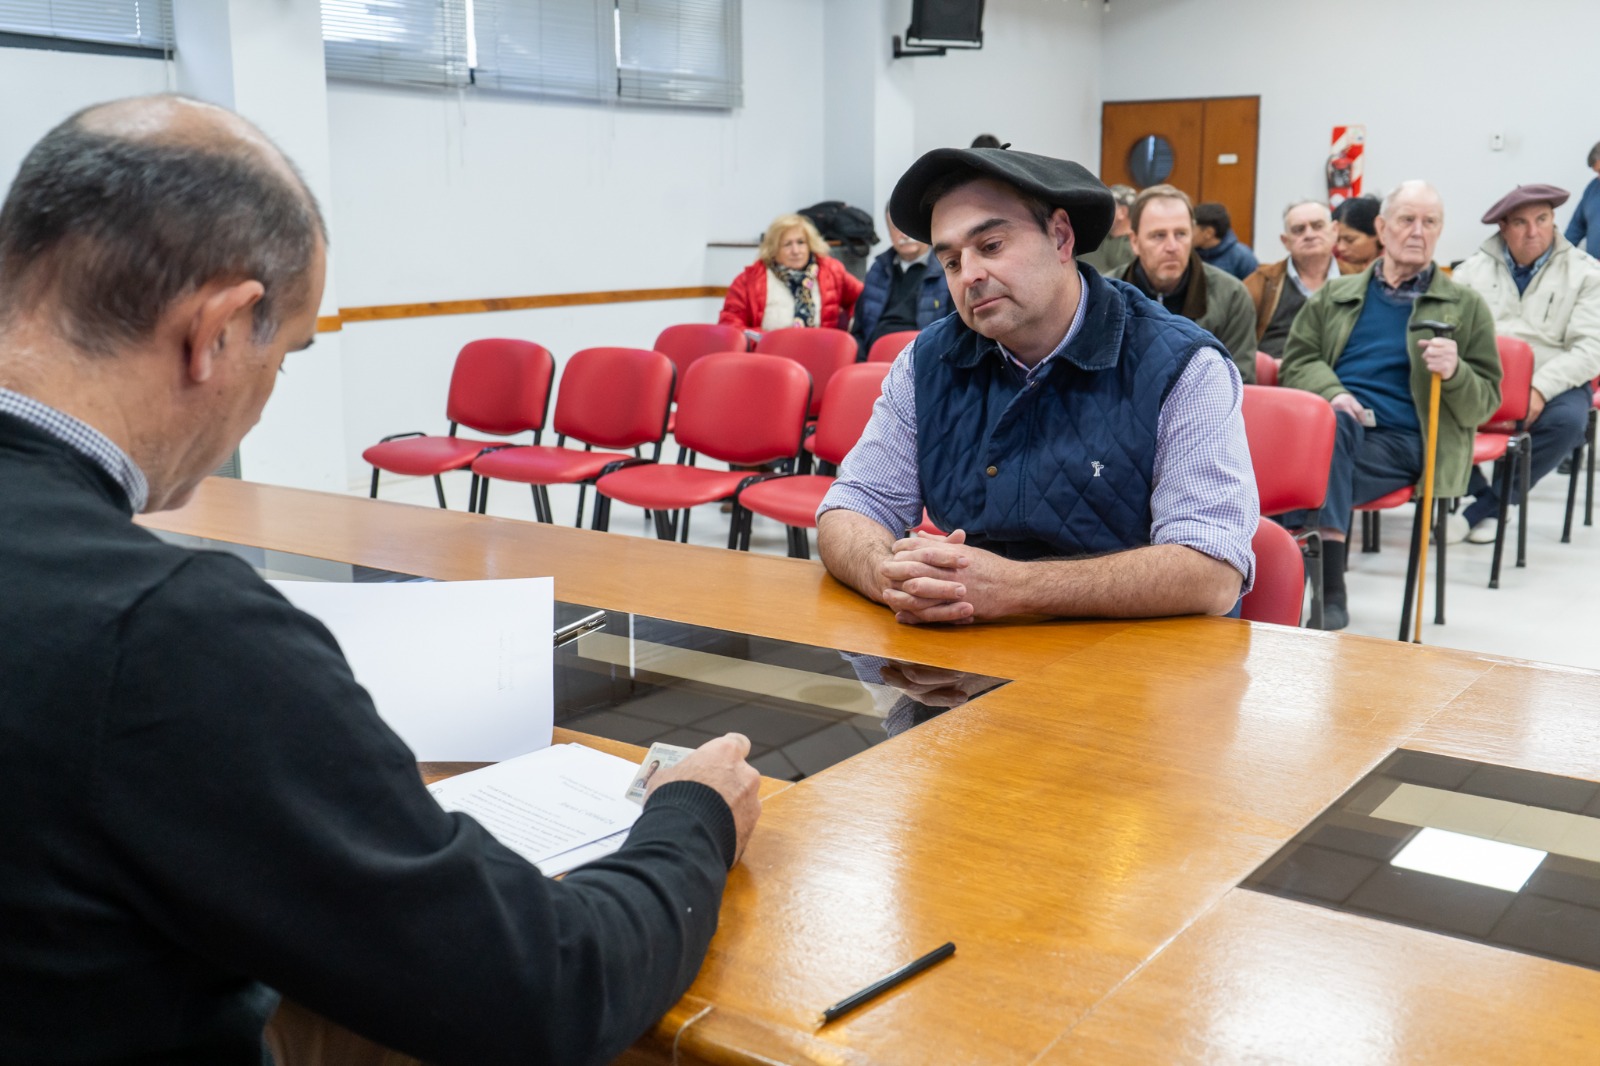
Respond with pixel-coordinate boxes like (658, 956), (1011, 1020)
(914, 267), (1218, 561)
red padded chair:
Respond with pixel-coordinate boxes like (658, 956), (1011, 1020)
(755, 327), (858, 419)
(1240, 385), (1335, 627)
(867, 330), (921, 364)
(653, 323), (749, 434)
(1473, 336), (1534, 587)
(470, 348), (674, 526)
(593, 353), (812, 544)
(1255, 352), (1280, 387)
(1240, 517), (1306, 626)
(735, 363), (891, 558)
(362, 339), (554, 509)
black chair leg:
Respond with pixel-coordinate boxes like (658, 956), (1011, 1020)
(592, 494), (612, 532)
(1303, 531), (1323, 630)
(793, 526), (812, 560)
(679, 509), (692, 544)
(1434, 499), (1448, 626)
(472, 476), (486, 514)
(1398, 502), (1424, 641)
(369, 468), (380, 499)
(1489, 456), (1511, 589)
(574, 484), (587, 528)
(1588, 408), (1597, 527)
(1362, 511), (1381, 553)
(1563, 440), (1583, 543)
(1516, 441), (1530, 568)
(432, 474), (448, 509)
(739, 507), (754, 551)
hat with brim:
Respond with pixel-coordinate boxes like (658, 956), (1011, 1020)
(888, 147), (1115, 254)
(1482, 183), (1570, 225)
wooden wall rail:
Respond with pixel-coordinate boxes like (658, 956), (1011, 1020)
(313, 285), (730, 333)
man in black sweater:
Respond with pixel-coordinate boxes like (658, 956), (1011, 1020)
(0, 95), (760, 1065)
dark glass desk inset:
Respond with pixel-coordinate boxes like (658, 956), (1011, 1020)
(1244, 749), (1600, 972)
(151, 532), (1010, 780)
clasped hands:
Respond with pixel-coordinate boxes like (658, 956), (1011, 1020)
(877, 528), (1016, 625)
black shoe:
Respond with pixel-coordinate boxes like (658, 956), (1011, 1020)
(1317, 602), (1349, 631)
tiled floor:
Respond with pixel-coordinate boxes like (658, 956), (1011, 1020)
(369, 459), (1600, 672)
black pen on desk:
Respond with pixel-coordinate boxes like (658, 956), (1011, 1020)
(819, 941), (956, 1024)
(552, 610), (606, 649)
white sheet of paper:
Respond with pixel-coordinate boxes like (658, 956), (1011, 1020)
(427, 743), (642, 872)
(270, 577), (554, 760)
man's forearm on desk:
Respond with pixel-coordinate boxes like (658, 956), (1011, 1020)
(817, 509), (896, 604)
(1011, 544), (1243, 618)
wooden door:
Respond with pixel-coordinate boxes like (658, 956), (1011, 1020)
(1100, 96), (1259, 247)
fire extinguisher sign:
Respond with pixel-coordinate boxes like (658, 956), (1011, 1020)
(1328, 125), (1365, 209)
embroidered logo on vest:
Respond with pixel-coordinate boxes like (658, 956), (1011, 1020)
(1091, 461), (1105, 478)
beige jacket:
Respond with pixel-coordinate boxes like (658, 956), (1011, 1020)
(1452, 233), (1600, 400)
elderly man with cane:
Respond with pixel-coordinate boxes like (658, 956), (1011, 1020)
(1279, 181), (1501, 632)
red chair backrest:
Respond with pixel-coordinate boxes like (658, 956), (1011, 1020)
(1482, 336), (1535, 428)
(1241, 384), (1336, 515)
(1255, 351), (1279, 387)
(812, 363), (891, 466)
(1240, 517), (1304, 626)
(674, 353), (812, 465)
(755, 327), (858, 417)
(652, 324), (749, 399)
(551, 348), (675, 449)
(867, 330), (920, 364)
(444, 339), (555, 436)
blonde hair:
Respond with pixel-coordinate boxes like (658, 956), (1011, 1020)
(758, 214), (829, 267)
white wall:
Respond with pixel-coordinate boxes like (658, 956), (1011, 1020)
(1102, 0), (1600, 265)
(911, 0), (1102, 163)
(0, 46), (169, 188)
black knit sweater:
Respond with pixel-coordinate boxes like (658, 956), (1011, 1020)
(0, 411), (736, 1065)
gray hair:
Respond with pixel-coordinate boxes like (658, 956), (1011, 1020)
(0, 95), (326, 356)
(1588, 141), (1600, 168)
(1281, 199), (1331, 224)
(1108, 184), (1136, 208)
(1380, 180), (1443, 219)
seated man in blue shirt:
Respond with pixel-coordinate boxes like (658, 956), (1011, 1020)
(1280, 180), (1501, 631)
(1563, 141), (1600, 254)
(851, 208), (953, 358)
(816, 147), (1258, 624)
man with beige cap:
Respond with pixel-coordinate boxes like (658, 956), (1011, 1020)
(1451, 183), (1600, 542)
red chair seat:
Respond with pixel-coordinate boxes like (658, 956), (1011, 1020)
(1240, 517), (1304, 626)
(472, 445), (633, 484)
(596, 464), (753, 509)
(362, 436), (499, 476)
(737, 475), (836, 528)
(1473, 431), (1513, 465)
(1356, 485), (1413, 511)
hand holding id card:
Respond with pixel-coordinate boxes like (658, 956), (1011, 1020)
(624, 742), (695, 805)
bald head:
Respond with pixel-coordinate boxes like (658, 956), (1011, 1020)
(0, 93), (325, 357)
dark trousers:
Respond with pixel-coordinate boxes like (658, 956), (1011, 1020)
(1463, 382), (1593, 525)
(1283, 413), (1423, 534)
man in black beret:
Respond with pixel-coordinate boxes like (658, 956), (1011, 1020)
(1451, 182), (1600, 544)
(815, 147), (1258, 623)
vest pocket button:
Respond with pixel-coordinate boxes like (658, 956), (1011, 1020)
(985, 465), (998, 477)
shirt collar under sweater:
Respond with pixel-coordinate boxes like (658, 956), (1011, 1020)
(0, 388), (149, 512)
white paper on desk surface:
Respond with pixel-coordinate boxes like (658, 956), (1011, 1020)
(269, 577), (554, 761)
(428, 744), (642, 874)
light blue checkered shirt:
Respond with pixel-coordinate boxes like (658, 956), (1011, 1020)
(818, 288), (1259, 592)
(0, 387), (149, 512)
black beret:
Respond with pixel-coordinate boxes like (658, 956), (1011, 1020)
(888, 147), (1115, 253)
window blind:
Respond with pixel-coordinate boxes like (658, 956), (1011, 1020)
(0, 0), (172, 51)
(616, 0), (741, 110)
(471, 0), (613, 101)
(322, 0), (469, 89)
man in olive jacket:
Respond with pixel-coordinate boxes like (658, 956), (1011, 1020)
(1280, 181), (1501, 630)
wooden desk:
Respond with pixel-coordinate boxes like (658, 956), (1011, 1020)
(143, 478), (1600, 1064)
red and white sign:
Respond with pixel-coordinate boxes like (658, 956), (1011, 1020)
(1327, 125), (1366, 209)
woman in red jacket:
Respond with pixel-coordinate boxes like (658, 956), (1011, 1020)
(719, 213), (863, 331)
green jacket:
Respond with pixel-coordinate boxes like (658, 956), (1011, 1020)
(1279, 263), (1502, 498)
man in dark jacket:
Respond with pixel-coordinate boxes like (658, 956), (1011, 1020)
(1118, 185), (1258, 383)
(851, 209), (953, 358)
(0, 94), (760, 1066)
(1194, 202), (1259, 280)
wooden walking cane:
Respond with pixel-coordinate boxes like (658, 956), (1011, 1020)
(1409, 320), (1457, 644)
